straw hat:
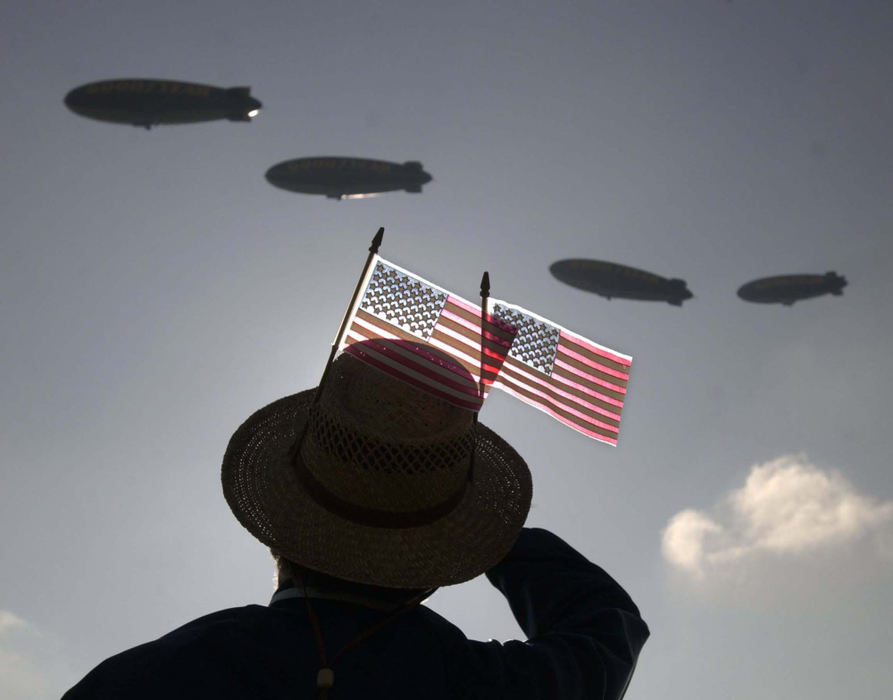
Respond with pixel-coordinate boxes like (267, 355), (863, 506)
(221, 343), (532, 588)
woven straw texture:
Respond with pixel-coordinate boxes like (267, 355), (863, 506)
(221, 356), (532, 588)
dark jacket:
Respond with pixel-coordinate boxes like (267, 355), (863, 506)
(63, 528), (649, 699)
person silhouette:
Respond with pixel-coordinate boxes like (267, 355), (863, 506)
(64, 342), (648, 699)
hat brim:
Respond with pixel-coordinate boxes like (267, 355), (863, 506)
(222, 390), (532, 588)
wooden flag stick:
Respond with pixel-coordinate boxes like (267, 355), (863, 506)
(310, 227), (384, 407)
(478, 271), (490, 402)
(290, 227), (383, 464)
(469, 270), (490, 482)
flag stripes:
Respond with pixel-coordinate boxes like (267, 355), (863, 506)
(498, 359), (622, 422)
(496, 359), (622, 443)
(558, 333), (631, 375)
(339, 258), (518, 410)
(490, 300), (632, 445)
(344, 338), (482, 410)
(551, 359), (626, 401)
(346, 305), (512, 392)
(495, 382), (620, 445)
(434, 296), (516, 387)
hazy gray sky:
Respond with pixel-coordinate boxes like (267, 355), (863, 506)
(2, 1), (891, 698)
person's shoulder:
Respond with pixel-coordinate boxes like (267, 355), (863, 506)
(161, 603), (274, 641)
(62, 605), (272, 699)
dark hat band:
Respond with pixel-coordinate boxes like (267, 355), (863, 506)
(293, 452), (470, 528)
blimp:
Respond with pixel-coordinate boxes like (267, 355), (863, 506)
(737, 272), (847, 305)
(550, 258), (694, 306)
(64, 79), (262, 128)
(264, 157), (432, 200)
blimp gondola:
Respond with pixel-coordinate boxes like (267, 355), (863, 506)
(64, 79), (262, 129)
(737, 272), (847, 305)
(264, 157), (432, 200)
(550, 258), (693, 306)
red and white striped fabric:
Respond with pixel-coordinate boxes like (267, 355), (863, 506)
(338, 256), (517, 411)
(489, 299), (631, 445)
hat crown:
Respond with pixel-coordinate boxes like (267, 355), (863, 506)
(322, 351), (473, 441)
(222, 343), (532, 588)
(298, 353), (475, 524)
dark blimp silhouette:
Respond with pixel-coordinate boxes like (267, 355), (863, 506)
(737, 272), (847, 305)
(64, 79), (262, 129)
(264, 157), (432, 200)
(550, 258), (693, 306)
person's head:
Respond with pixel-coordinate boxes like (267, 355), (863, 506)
(222, 340), (532, 590)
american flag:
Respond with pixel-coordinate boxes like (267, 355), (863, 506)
(338, 257), (517, 411)
(489, 299), (631, 445)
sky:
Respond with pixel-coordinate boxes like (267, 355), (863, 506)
(2, 1), (892, 697)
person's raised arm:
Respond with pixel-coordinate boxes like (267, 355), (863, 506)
(478, 527), (649, 699)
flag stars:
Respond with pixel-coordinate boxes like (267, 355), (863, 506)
(363, 262), (446, 339)
(494, 304), (559, 374)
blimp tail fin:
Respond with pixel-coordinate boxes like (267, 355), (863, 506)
(825, 271), (847, 294)
(226, 87), (252, 98)
(403, 161), (424, 170)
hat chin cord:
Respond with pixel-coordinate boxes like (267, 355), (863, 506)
(300, 574), (435, 699)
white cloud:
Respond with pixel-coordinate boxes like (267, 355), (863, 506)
(662, 454), (893, 578)
(661, 509), (722, 574)
(0, 610), (75, 700)
(0, 611), (48, 699)
(0, 611), (30, 636)
(0, 649), (49, 699)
